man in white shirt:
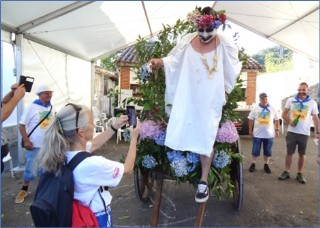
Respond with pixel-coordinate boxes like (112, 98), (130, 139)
(248, 93), (280, 173)
(15, 85), (55, 203)
(279, 82), (319, 184)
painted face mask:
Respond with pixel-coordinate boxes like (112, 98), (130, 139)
(198, 27), (217, 43)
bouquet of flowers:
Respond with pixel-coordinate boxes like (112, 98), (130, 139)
(135, 119), (242, 198)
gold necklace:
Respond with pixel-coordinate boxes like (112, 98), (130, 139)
(199, 39), (218, 79)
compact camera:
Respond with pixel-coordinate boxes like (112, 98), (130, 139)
(19, 75), (34, 92)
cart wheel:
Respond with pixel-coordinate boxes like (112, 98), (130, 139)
(134, 167), (154, 201)
(230, 139), (244, 210)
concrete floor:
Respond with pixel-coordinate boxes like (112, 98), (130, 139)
(1, 129), (319, 227)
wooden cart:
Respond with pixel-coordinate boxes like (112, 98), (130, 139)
(134, 139), (243, 227)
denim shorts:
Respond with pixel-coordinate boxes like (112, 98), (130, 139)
(252, 137), (273, 157)
(23, 147), (42, 181)
(95, 205), (112, 227)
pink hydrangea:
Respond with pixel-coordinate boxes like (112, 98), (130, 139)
(140, 120), (163, 140)
(216, 120), (239, 143)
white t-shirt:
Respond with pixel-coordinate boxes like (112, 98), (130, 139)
(162, 33), (242, 157)
(248, 104), (279, 138)
(66, 151), (124, 213)
(19, 103), (55, 147)
(285, 97), (319, 136)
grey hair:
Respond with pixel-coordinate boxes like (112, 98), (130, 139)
(36, 104), (91, 175)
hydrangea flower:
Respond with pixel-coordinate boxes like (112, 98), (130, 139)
(140, 63), (152, 80)
(216, 120), (239, 143)
(155, 131), (166, 146)
(142, 155), (158, 169)
(186, 152), (200, 172)
(170, 157), (188, 177)
(140, 120), (163, 140)
(212, 150), (230, 168)
(167, 150), (184, 162)
(123, 128), (131, 141)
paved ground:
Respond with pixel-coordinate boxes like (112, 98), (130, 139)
(1, 128), (319, 227)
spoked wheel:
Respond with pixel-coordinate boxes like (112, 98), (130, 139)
(134, 167), (155, 201)
(230, 139), (244, 210)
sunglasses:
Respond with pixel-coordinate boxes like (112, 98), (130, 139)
(65, 103), (82, 132)
(198, 27), (214, 33)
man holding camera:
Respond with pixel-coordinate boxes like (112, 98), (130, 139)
(15, 85), (55, 203)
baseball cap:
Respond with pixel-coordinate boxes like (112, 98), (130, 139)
(36, 85), (53, 95)
(259, 92), (268, 99)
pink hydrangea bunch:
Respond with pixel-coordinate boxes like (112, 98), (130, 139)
(216, 120), (239, 143)
(140, 120), (163, 140)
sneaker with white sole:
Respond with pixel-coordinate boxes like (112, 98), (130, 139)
(195, 181), (209, 203)
(15, 190), (28, 204)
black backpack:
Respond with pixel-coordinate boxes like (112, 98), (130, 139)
(30, 152), (92, 227)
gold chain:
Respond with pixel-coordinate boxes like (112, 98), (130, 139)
(199, 38), (218, 79)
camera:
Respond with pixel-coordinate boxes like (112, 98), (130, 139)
(19, 75), (34, 92)
(126, 106), (137, 128)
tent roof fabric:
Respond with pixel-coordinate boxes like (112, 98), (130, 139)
(1, 1), (319, 61)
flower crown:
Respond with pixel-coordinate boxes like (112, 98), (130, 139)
(187, 7), (227, 29)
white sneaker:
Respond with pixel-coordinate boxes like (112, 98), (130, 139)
(195, 181), (209, 203)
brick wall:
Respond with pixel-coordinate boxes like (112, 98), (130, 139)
(120, 66), (130, 89)
(246, 72), (257, 105)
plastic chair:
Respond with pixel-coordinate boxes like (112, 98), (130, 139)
(3, 152), (14, 178)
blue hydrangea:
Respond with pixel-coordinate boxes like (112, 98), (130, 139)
(123, 128), (131, 141)
(186, 152), (200, 172)
(140, 63), (152, 80)
(212, 150), (230, 168)
(170, 157), (188, 177)
(155, 131), (166, 146)
(142, 155), (158, 169)
(167, 150), (184, 162)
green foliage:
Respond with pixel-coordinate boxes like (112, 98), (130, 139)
(130, 19), (246, 199)
(100, 51), (122, 71)
(106, 86), (120, 107)
(251, 45), (293, 72)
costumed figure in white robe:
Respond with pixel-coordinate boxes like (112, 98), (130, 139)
(150, 6), (242, 203)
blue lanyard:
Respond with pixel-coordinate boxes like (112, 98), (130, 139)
(292, 95), (310, 111)
(259, 103), (270, 112)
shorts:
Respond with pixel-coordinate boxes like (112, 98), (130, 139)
(23, 147), (42, 181)
(95, 205), (112, 227)
(286, 132), (309, 155)
(251, 137), (273, 157)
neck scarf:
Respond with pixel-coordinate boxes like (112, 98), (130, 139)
(33, 99), (51, 108)
(292, 95), (310, 111)
(259, 103), (270, 112)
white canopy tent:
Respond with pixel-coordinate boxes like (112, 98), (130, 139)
(1, 1), (319, 165)
(2, 1), (319, 61)
(2, 0), (318, 107)
(2, 1), (319, 101)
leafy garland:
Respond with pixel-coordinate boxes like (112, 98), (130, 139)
(129, 18), (248, 199)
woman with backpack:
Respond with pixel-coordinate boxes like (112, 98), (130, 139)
(36, 103), (141, 227)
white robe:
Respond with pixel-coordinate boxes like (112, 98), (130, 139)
(162, 32), (242, 157)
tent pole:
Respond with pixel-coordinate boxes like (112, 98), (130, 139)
(14, 34), (24, 168)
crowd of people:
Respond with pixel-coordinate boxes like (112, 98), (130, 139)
(1, 5), (319, 227)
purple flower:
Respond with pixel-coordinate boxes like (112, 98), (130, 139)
(216, 120), (239, 143)
(140, 120), (163, 140)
